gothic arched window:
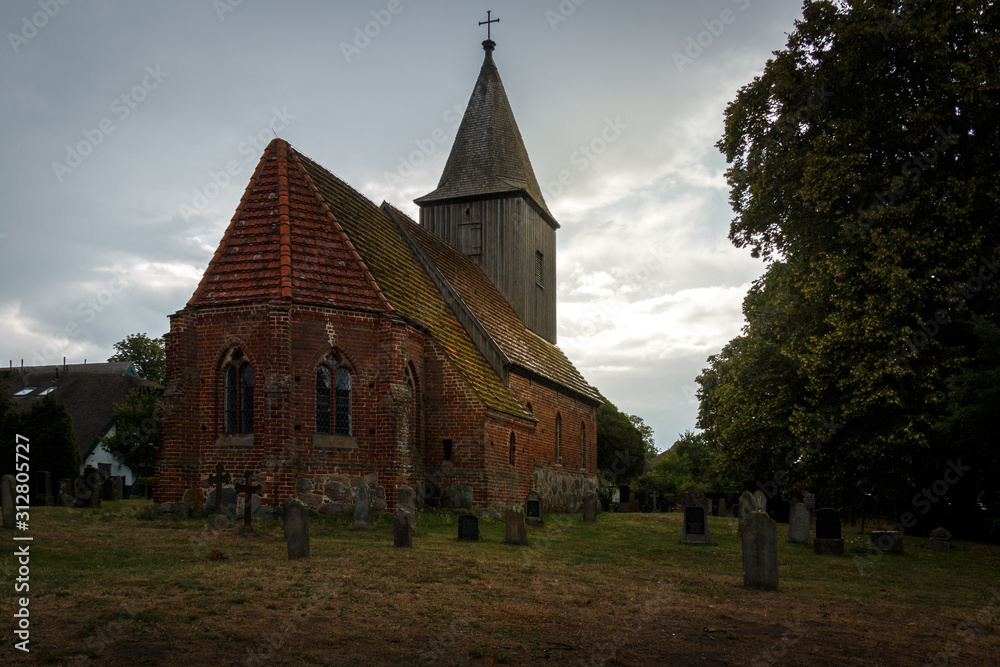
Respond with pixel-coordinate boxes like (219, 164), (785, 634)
(316, 354), (352, 436)
(223, 352), (253, 434)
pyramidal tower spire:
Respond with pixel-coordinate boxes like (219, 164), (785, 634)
(416, 14), (558, 343)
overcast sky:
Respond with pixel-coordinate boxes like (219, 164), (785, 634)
(1, 0), (805, 452)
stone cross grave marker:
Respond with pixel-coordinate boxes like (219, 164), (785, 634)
(738, 491), (755, 534)
(1, 475), (14, 529)
(393, 508), (413, 548)
(753, 490), (767, 512)
(525, 490), (543, 525)
(682, 505), (711, 544)
(235, 471), (262, 531)
(458, 514), (480, 541)
(353, 480), (372, 530)
(207, 462), (231, 517)
(505, 506), (528, 545)
(397, 484), (416, 532)
(742, 511), (779, 590)
(582, 491), (597, 523)
(283, 498), (310, 559)
(814, 507), (844, 555)
(788, 502), (810, 544)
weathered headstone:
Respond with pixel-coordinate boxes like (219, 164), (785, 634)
(802, 492), (816, 514)
(814, 507), (844, 555)
(1, 475), (15, 529)
(283, 498), (310, 559)
(753, 490), (767, 512)
(928, 527), (952, 550)
(704, 498), (713, 517)
(235, 471), (262, 532)
(717, 497), (727, 518)
(458, 514), (480, 541)
(742, 511), (779, 590)
(35, 470), (53, 506)
(788, 502), (810, 544)
(397, 484), (416, 532)
(58, 478), (74, 507)
(738, 491), (755, 533)
(112, 476), (123, 501)
(682, 505), (711, 544)
(82, 467), (102, 508)
(582, 491), (597, 523)
(393, 508), (413, 548)
(504, 506), (528, 545)
(353, 480), (371, 530)
(870, 530), (904, 554)
(647, 490), (657, 513)
(207, 461), (231, 517)
(525, 490), (543, 525)
(628, 496), (640, 513)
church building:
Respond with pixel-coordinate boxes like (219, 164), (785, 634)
(155, 36), (601, 514)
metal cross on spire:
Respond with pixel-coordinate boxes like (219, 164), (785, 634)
(479, 10), (499, 41)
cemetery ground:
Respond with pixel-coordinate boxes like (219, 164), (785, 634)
(2, 504), (998, 666)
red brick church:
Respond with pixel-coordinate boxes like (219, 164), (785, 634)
(156, 37), (601, 513)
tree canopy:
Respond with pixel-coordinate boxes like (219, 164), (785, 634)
(100, 388), (160, 476)
(699, 0), (999, 534)
(596, 392), (650, 485)
(108, 333), (165, 385)
(0, 393), (80, 484)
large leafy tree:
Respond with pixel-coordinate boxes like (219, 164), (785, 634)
(700, 0), (999, 521)
(1, 395), (80, 484)
(108, 333), (165, 385)
(100, 388), (160, 476)
(596, 392), (648, 485)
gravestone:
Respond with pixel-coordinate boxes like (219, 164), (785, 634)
(788, 502), (810, 544)
(35, 470), (53, 506)
(738, 491), (755, 533)
(78, 467), (101, 508)
(112, 476), (123, 501)
(235, 471), (262, 532)
(103, 476), (115, 501)
(717, 497), (727, 518)
(814, 507), (844, 555)
(742, 511), (779, 590)
(646, 490), (657, 513)
(393, 508), (413, 548)
(353, 480), (372, 530)
(928, 527), (952, 550)
(753, 490), (767, 512)
(525, 491), (543, 525)
(870, 530), (904, 554)
(704, 498), (713, 517)
(1, 475), (14, 529)
(58, 478), (74, 507)
(397, 484), (416, 532)
(207, 461), (231, 517)
(682, 506), (710, 544)
(618, 486), (630, 512)
(458, 514), (480, 541)
(628, 496), (640, 513)
(283, 498), (310, 559)
(802, 492), (816, 514)
(582, 491), (598, 523)
(504, 506), (528, 545)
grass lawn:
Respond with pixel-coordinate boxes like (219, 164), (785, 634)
(1, 502), (998, 666)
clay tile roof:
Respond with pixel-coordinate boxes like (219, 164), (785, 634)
(397, 210), (600, 404)
(286, 144), (528, 418)
(414, 44), (557, 228)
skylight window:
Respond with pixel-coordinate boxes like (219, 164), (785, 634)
(13, 387), (36, 396)
(38, 387), (56, 396)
